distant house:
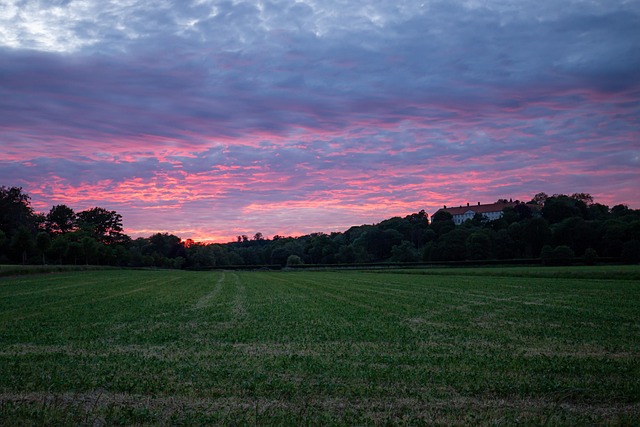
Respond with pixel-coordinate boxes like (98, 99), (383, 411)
(436, 201), (518, 225)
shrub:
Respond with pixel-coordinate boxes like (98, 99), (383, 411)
(286, 255), (304, 267)
(541, 245), (575, 266)
(540, 245), (554, 266)
(584, 248), (598, 265)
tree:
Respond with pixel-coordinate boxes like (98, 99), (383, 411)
(390, 241), (420, 262)
(551, 217), (601, 256)
(540, 245), (554, 265)
(173, 256), (186, 269)
(354, 228), (403, 261)
(542, 195), (587, 224)
(112, 244), (130, 266)
(286, 254), (304, 267)
(148, 233), (184, 259)
(407, 210), (429, 225)
(584, 248), (598, 265)
(33, 213), (46, 232)
(463, 212), (489, 227)
(522, 218), (551, 258)
(465, 231), (492, 260)
(587, 203), (610, 220)
(513, 203), (532, 220)
(67, 241), (82, 265)
(271, 241), (304, 266)
(554, 245), (575, 263)
(81, 236), (98, 265)
(431, 229), (470, 261)
(0, 230), (5, 257)
(404, 210), (430, 248)
(571, 193), (594, 206)
(77, 207), (129, 245)
(36, 232), (51, 265)
(432, 210), (453, 223)
(11, 227), (33, 264)
(611, 204), (632, 218)
(501, 207), (520, 225)
(493, 229), (518, 259)
(233, 246), (262, 265)
(621, 240), (640, 264)
(304, 233), (338, 264)
(46, 205), (77, 235)
(336, 244), (357, 264)
(530, 192), (549, 206)
(430, 211), (455, 237)
(0, 186), (36, 237)
(48, 235), (69, 264)
(186, 243), (216, 268)
(541, 245), (575, 266)
(209, 244), (230, 266)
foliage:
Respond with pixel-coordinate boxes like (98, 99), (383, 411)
(35, 232), (51, 265)
(10, 226), (33, 265)
(621, 240), (640, 264)
(389, 240), (420, 262)
(0, 186), (36, 238)
(77, 207), (128, 245)
(541, 245), (576, 266)
(431, 228), (470, 261)
(1, 188), (639, 268)
(46, 204), (77, 235)
(543, 194), (588, 224)
(465, 231), (492, 260)
(584, 247), (598, 265)
(0, 230), (5, 259)
(286, 254), (304, 266)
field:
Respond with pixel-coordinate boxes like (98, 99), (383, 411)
(0, 267), (639, 425)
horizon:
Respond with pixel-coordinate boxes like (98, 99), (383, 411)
(2, 1), (639, 243)
(15, 189), (637, 245)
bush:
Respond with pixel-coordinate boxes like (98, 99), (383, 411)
(541, 245), (575, 266)
(286, 255), (304, 267)
(540, 245), (554, 265)
(584, 247), (598, 265)
(390, 241), (420, 263)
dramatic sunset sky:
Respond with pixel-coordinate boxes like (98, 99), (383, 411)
(1, 0), (639, 242)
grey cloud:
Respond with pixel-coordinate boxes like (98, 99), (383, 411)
(3, 0), (639, 144)
(1, 0), (639, 236)
(0, 156), (173, 186)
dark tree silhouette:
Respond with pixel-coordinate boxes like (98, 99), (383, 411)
(36, 231), (51, 264)
(0, 186), (36, 238)
(46, 205), (77, 235)
(77, 207), (129, 245)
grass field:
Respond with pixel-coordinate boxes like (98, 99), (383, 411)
(0, 264), (111, 277)
(0, 267), (639, 425)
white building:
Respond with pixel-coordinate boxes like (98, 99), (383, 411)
(436, 202), (517, 225)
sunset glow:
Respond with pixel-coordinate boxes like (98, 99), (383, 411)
(2, 0), (639, 242)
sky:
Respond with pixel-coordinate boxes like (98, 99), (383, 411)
(1, 0), (639, 242)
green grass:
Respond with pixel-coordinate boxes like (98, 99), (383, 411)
(0, 267), (639, 425)
(0, 264), (112, 277)
(387, 264), (640, 280)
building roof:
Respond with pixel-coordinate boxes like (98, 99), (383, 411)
(438, 202), (517, 216)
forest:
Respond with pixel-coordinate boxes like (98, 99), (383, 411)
(1, 186), (639, 269)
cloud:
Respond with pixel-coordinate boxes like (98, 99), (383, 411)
(1, 0), (639, 241)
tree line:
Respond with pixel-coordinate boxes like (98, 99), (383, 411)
(1, 186), (639, 268)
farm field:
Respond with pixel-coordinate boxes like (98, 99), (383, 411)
(0, 268), (639, 425)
